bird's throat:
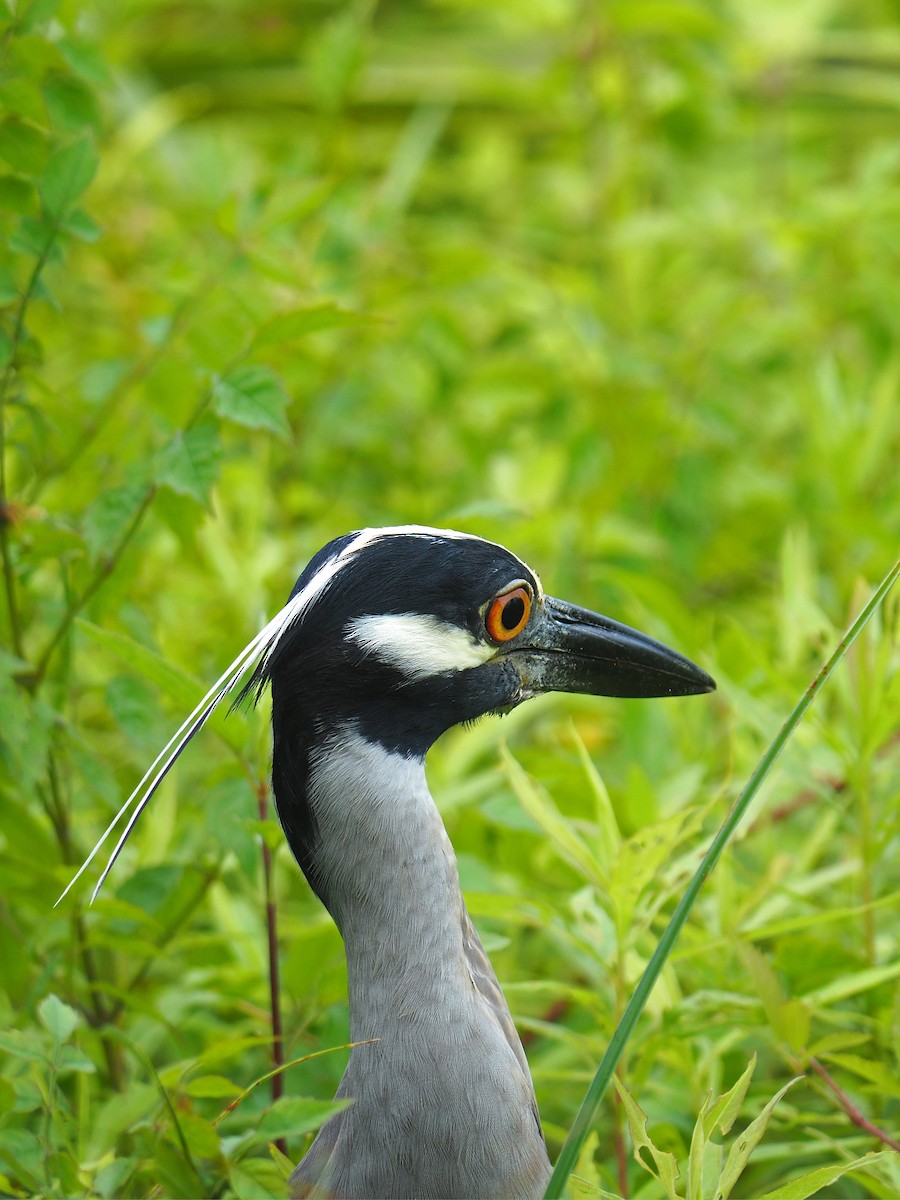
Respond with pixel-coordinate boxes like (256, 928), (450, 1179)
(286, 725), (477, 1020)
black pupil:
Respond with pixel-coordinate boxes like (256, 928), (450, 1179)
(501, 594), (525, 630)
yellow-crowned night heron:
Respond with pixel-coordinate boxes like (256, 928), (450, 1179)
(64, 526), (715, 1200)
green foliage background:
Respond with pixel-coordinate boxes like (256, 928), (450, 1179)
(1, 0), (898, 1196)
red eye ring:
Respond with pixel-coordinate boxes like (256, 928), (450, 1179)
(486, 586), (532, 643)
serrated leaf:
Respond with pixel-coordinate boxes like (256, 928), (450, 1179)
(82, 482), (148, 559)
(715, 1077), (800, 1200)
(253, 303), (363, 348)
(40, 135), (98, 217)
(156, 418), (221, 505)
(212, 364), (290, 438)
(613, 1076), (683, 1200)
(37, 993), (80, 1045)
(689, 1059), (755, 1200)
(704, 1055), (756, 1137)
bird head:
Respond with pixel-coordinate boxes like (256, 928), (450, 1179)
(61, 525), (715, 902)
(248, 526), (715, 757)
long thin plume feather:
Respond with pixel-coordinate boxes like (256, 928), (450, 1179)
(56, 592), (316, 906)
(56, 528), (421, 906)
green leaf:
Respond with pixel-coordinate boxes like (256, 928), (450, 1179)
(0, 1128), (42, 1187)
(177, 1111), (220, 1158)
(803, 960), (900, 1005)
(228, 1161), (283, 1200)
(20, 0), (59, 33)
(716, 1077), (801, 1199)
(501, 747), (607, 889)
(10, 214), (58, 257)
(58, 1044), (97, 1075)
(75, 620), (248, 755)
(613, 1076), (683, 1200)
(253, 303), (364, 348)
(37, 993), (80, 1045)
(821, 1053), (900, 1097)
(63, 207), (102, 242)
(756, 1151), (894, 1200)
(57, 36), (110, 86)
(82, 482), (148, 559)
(704, 1055), (756, 1137)
(94, 1157), (137, 1200)
(688, 1059), (756, 1200)
(0, 174), (33, 215)
(0, 117), (48, 175)
(184, 1075), (241, 1099)
(40, 135), (98, 217)
(212, 364), (291, 438)
(0, 267), (17, 306)
(43, 74), (100, 134)
(0, 1029), (46, 1062)
(254, 1097), (352, 1142)
(156, 417), (222, 505)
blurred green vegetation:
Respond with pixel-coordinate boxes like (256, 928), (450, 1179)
(1, 0), (898, 1196)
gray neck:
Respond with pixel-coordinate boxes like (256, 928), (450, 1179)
(307, 727), (477, 1035)
(293, 725), (552, 1200)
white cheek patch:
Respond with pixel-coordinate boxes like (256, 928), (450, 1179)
(347, 612), (496, 680)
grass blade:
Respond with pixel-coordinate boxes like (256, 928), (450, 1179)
(544, 557), (900, 1198)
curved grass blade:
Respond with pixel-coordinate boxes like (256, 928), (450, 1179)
(545, 557), (900, 1199)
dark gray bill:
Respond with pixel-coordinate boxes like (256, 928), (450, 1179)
(509, 596), (716, 699)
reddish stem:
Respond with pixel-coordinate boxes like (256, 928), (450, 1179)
(809, 1057), (900, 1153)
(258, 780), (287, 1157)
(613, 1087), (629, 1198)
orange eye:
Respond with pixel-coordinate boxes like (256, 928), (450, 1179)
(486, 586), (532, 643)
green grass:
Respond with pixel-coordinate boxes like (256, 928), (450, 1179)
(1, 1), (899, 1197)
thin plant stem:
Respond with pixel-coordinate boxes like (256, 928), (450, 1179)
(37, 748), (124, 1087)
(0, 224), (58, 657)
(258, 779), (287, 1154)
(28, 485), (156, 690)
(807, 1057), (900, 1153)
(212, 1041), (375, 1127)
(544, 557), (900, 1199)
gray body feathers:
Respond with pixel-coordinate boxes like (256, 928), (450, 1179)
(289, 729), (551, 1200)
